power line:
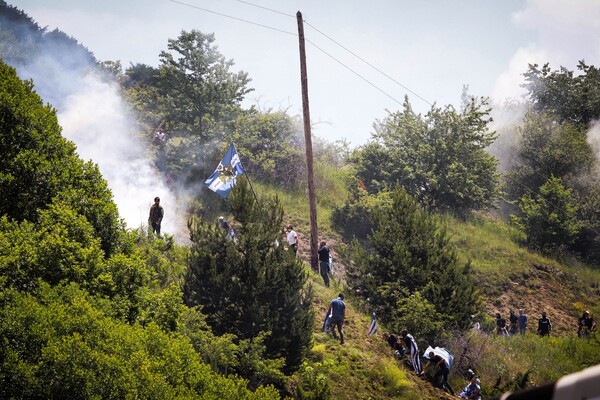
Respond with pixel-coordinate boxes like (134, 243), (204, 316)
(232, 0), (296, 18)
(304, 21), (434, 107)
(169, 0), (596, 237)
(305, 38), (404, 107)
(229, 0), (433, 106)
(168, 0), (296, 36)
(169, 0), (406, 106)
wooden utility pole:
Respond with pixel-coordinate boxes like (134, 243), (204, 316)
(296, 11), (318, 271)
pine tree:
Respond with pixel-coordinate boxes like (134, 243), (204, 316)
(183, 179), (314, 373)
(347, 188), (480, 334)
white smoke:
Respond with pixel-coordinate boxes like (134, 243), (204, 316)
(57, 72), (188, 242)
(586, 120), (600, 166)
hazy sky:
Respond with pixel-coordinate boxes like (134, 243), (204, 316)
(10, 0), (600, 146)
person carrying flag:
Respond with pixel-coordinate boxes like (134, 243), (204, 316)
(401, 329), (422, 374)
(421, 351), (455, 395)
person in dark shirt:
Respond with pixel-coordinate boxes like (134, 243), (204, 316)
(318, 241), (331, 287)
(509, 310), (518, 335)
(386, 333), (405, 359)
(327, 294), (346, 344)
(537, 311), (552, 337)
(420, 351), (455, 395)
(496, 313), (509, 336)
(148, 196), (164, 235)
(578, 311), (596, 338)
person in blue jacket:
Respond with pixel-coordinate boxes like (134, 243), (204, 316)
(327, 293), (346, 344)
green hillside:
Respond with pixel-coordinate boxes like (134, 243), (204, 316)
(2, 2), (600, 398)
(275, 187), (600, 399)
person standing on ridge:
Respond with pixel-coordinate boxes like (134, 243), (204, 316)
(495, 313), (508, 336)
(327, 293), (346, 344)
(318, 241), (331, 287)
(518, 309), (528, 335)
(537, 311), (552, 337)
(149, 196), (164, 235)
(578, 311), (596, 338)
(286, 224), (298, 254)
(509, 310), (518, 335)
(401, 329), (422, 374)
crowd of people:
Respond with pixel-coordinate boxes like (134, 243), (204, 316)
(148, 202), (596, 398)
(492, 309), (595, 338)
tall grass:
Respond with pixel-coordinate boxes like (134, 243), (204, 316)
(446, 331), (600, 397)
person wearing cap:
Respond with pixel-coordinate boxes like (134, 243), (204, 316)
(219, 216), (234, 241)
(327, 293), (346, 344)
(578, 311), (596, 338)
(148, 196), (164, 235)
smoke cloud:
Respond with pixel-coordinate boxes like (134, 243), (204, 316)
(57, 72), (188, 241)
(3, 14), (189, 242)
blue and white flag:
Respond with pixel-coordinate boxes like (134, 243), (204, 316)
(205, 144), (246, 198)
(368, 312), (377, 335)
(323, 313), (332, 332)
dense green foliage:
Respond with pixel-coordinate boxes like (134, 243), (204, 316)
(4, 3), (600, 398)
(184, 180), (314, 376)
(331, 186), (392, 241)
(505, 112), (595, 203)
(523, 61), (600, 125)
(345, 188), (481, 343)
(508, 62), (600, 261)
(513, 176), (581, 252)
(351, 97), (500, 214)
(0, 61), (123, 255)
(0, 58), (284, 398)
(0, 283), (279, 400)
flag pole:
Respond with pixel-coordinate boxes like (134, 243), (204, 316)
(233, 143), (259, 204)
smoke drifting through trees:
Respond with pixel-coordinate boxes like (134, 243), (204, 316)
(57, 72), (186, 239)
(3, 15), (188, 240)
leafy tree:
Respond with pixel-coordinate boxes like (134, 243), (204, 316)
(390, 292), (444, 345)
(0, 61), (123, 255)
(0, 202), (106, 291)
(512, 176), (581, 252)
(231, 109), (305, 190)
(123, 30), (252, 184)
(331, 187), (393, 242)
(522, 61), (600, 125)
(157, 30), (252, 137)
(184, 179), (314, 375)
(0, 283), (280, 399)
(505, 112), (595, 203)
(346, 187), (480, 336)
(352, 96), (500, 214)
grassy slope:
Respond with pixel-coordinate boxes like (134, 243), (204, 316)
(445, 213), (600, 335)
(258, 182), (600, 399)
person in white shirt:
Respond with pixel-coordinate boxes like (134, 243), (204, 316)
(286, 224), (298, 254)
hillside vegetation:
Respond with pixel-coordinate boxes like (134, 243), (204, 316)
(1, 2), (600, 399)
